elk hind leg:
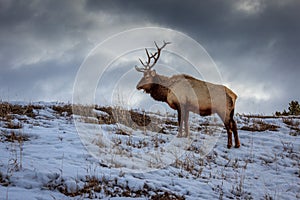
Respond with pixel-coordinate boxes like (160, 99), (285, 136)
(230, 119), (240, 148)
(225, 122), (233, 149)
(217, 110), (233, 149)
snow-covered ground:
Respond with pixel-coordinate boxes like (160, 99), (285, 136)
(0, 102), (299, 199)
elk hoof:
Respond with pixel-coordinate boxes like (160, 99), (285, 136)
(234, 144), (240, 148)
(185, 135), (191, 139)
(227, 144), (232, 149)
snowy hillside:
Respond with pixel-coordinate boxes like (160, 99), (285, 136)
(0, 102), (299, 199)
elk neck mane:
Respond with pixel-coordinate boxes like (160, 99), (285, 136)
(148, 73), (171, 102)
(148, 73), (198, 102)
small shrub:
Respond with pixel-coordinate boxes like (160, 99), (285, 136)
(52, 104), (73, 116)
(0, 172), (10, 187)
(5, 121), (23, 129)
(283, 118), (300, 136)
(151, 191), (185, 200)
(165, 119), (178, 126)
(2, 131), (30, 143)
(130, 110), (151, 127)
(115, 129), (130, 136)
(0, 102), (37, 119)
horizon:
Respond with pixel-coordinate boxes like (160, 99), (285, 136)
(1, 99), (296, 116)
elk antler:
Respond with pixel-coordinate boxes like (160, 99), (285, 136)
(135, 65), (146, 72)
(135, 41), (171, 72)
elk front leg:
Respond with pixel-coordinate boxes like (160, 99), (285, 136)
(177, 109), (184, 137)
(184, 110), (190, 137)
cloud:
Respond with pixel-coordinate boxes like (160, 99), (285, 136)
(1, 0), (299, 114)
(233, 0), (266, 15)
(0, 0), (150, 101)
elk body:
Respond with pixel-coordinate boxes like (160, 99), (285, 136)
(135, 42), (240, 148)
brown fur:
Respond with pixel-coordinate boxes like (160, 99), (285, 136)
(137, 71), (240, 149)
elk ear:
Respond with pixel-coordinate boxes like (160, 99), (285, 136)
(150, 70), (156, 77)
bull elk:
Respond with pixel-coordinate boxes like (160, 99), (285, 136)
(135, 41), (240, 148)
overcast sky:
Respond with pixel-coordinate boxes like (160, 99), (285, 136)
(1, 0), (299, 114)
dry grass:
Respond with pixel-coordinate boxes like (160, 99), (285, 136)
(74, 105), (153, 127)
(115, 129), (130, 136)
(44, 175), (100, 198)
(95, 106), (116, 125)
(1, 131), (30, 143)
(282, 118), (300, 127)
(241, 114), (281, 119)
(0, 102), (40, 119)
(151, 191), (185, 200)
(165, 119), (178, 126)
(0, 171), (10, 187)
(282, 118), (300, 136)
(283, 118), (300, 130)
(241, 115), (300, 134)
(4, 121), (23, 129)
(172, 155), (204, 179)
(52, 104), (73, 116)
(129, 110), (152, 127)
(44, 173), (185, 199)
(0, 103), (35, 143)
(76, 105), (165, 133)
(2, 103), (298, 199)
(240, 119), (279, 132)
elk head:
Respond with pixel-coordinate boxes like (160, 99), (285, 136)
(135, 41), (171, 93)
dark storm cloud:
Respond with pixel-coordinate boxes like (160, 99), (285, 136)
(86, 0), (300, 113)
(1, 0), (299, 113)
(85, 0), (300, 71)
(0, 0), (97, 101)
